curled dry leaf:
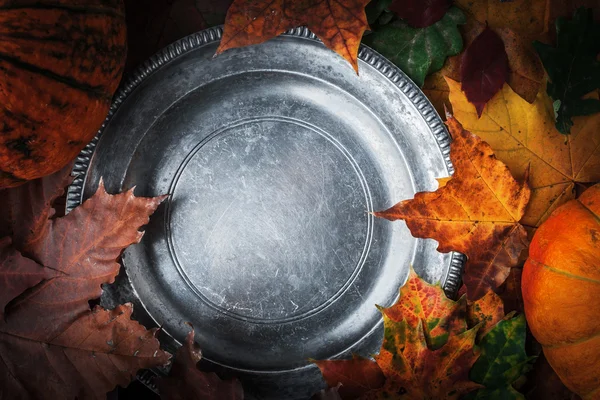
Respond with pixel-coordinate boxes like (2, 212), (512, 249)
(216, 0), (370, 72)
(460, 26), (509, 117)
(447, 78), (600, 228)
(388, 0), (451, 28)
(159, 330), (243, 400)
(0, 180), (170, 399)
(375, 116), (531, 300)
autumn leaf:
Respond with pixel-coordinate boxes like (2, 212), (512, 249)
(159, 329), (243, 400)
(534, 7), (600, 134)
(498, 267), (524, 314)
(460, 26), (509, 116)
(363, 7), (465, 86)
(0, 237), (57, 318)
(453, 0), (550, 45)
(423, 19), (544, 116)
(315, 269), (481, 399)
(375, 115), (531, 300)
(314, 356), (386, 399)
(313, 386), (343, 400)
(388, 0), (451, 28)
(447, 77), (600, 228)
(0, 163), (73, 252)
(378, 268), (466, 350)
(0, 181), (170, 399)
(464, 314), (535, 400)
(216, 0), (370, 72)
(466, 290), (505, 340)
(371, 318), (481, 400)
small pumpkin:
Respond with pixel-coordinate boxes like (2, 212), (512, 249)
(0, 0), (126, 188)
(522, 184), (600, 399)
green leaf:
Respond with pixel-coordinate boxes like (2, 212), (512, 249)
(362, 6), (465, 86)
(365, 0), (393, 25)
(533, 7), (600, 134)
(464, 314), (535, 400)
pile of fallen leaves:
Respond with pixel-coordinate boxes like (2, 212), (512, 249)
(1, 0), (599, 399)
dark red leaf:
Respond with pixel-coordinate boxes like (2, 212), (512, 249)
(389, 0), (451, 28)
(0, 237), (57, 318)
(460, 26), (509, 116)
(159, 330), (244, 400)
(313, 355), (385, 399)
(0, 182), (170, 399)
(0, 164), (73, 252)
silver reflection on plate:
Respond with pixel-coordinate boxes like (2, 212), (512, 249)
(67, 26), (465, 400)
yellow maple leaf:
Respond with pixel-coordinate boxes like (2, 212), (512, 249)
(447, 77), (600, 227)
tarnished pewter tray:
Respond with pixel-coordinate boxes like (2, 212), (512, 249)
(66, 26), (464, 400)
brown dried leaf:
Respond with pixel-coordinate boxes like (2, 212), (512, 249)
(0, 237), (57, 318)
(314, 355), (386, 399)
(375, 115), (531, 300)
(0, 164), (73, 252)
(217, 0), (370, 72)
(0, 182), (170, 399)
(159, 330), (244, 400)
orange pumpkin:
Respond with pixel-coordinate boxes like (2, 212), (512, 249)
(522, 183), (600, 399)
(0, 0), (126, 188)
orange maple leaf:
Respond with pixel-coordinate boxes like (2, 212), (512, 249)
(379, 268), (467, 350)
(375, 116), (531, 300)
(216, 0), (370, 72)
(366, 318), (481, 400)
(315, 269), (482, 399)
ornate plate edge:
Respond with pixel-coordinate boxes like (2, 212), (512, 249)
(66, 26), (464, 297)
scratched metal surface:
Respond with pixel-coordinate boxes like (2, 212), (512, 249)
(67, 27), (464, 400)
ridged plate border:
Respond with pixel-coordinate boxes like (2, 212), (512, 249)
(66, 25), (465, 296)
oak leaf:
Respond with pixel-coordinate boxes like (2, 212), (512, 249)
(159, 329), (243, 400)
(388, 0), (451, 28)
(460, 26), (509, 116)
(0, 181), (170, 399)
(446, 77), (600, 228)
(375, 116), (531, 300)
(216, 0), (370, 72)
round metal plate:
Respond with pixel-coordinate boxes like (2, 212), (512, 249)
(67, 27), (464, 400)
